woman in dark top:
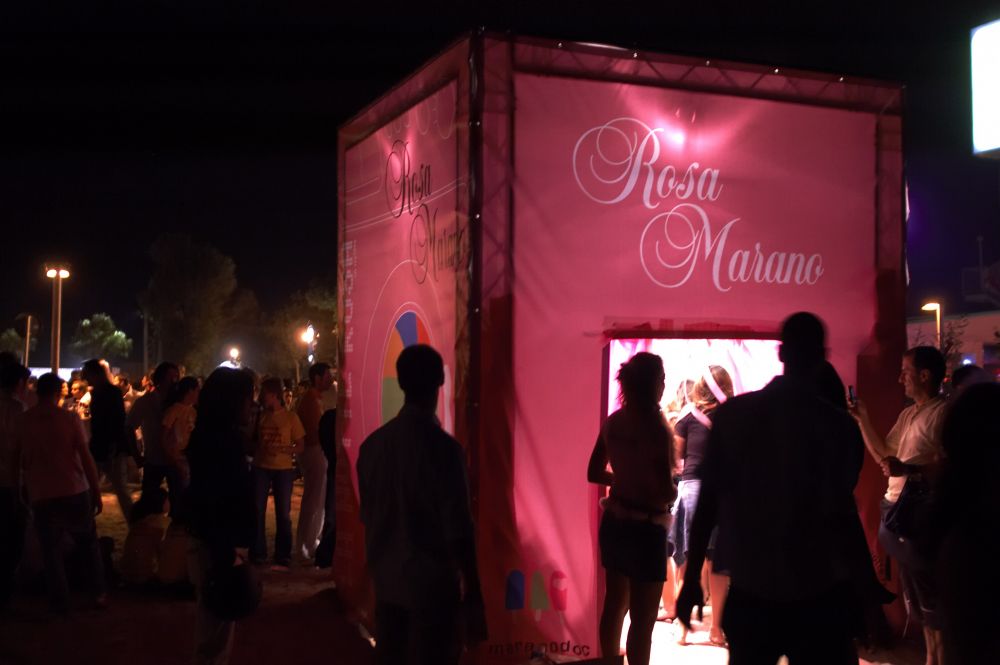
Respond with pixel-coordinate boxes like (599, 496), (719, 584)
(670, 365), (733, 646)
(183, 367), (256, 665)
(81, 359), (132, 521)
(588, 352), (676, 665)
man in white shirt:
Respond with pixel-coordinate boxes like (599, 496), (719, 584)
(851, 345), (947, 665)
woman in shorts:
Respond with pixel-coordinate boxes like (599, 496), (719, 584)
(588, 352), (676, 665)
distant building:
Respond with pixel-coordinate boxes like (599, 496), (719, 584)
(907, 309), (1000, 376)
(28, 367), (74, 381)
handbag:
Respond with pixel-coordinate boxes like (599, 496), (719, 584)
(202, 560), (262, 620)
(878, 476), (932, 571)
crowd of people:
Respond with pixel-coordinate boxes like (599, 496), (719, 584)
(2, 307), (998, 665)
(588, 312), (1000, 665)
(0, 350), (340, 664)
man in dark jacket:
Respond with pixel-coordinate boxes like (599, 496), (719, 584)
(82, 359), (132, 521)
(677, 313), (865, 664)
(357, 345), (485, 665)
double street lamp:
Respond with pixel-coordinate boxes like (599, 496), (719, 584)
(45, 265), (70, 373)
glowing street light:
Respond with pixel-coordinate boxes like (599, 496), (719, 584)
(921, 302), (942, 351)
(229, 347), (241, 362)
(45, 264), (70, 373)
(300, 323), (317, 365)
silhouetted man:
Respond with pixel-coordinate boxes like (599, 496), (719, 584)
(677, 312), (864, 664)
(357, 344), (485, 665)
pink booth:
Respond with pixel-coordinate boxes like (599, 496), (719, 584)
(337, 33), (906, 662)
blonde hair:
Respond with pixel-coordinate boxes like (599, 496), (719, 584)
(692, 365), (734, 414)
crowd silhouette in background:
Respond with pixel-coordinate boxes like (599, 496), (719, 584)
(1, 307), (999, 665)
(0, 351), (343, 664)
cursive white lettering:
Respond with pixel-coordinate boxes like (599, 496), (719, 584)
(574, 116), (824, 292)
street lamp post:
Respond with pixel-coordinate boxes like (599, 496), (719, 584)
(20, 313), (32, 367)
(45, 265), (70, 373)
(921, 301), (942, 352)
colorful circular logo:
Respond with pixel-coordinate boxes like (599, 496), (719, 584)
(381, 310), (433, 424)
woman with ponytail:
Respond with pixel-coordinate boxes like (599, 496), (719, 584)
(671, 365), (733, 647)
(587, 352), (676, 665)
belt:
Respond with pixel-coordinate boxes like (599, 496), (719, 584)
(601, 496), (672, 527)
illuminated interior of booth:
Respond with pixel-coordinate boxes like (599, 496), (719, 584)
(604, 338), (784, 419)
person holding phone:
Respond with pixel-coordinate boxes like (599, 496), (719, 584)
(849, 346), (948, 665)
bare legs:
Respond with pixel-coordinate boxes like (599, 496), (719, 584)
(600, 571), (663, 665)
(659, 558), (677, 620)
(626, 579), (663, 665)
(923, 626), (943, 665)
(676, 560), (728, 646)
(709, 571), (730, 644)
(600, 570), (629, 664)
(675, 562), (689, 644)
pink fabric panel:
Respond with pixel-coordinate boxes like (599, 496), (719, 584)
(511, 73), (877, 655)
(338, 82), (464, 620)
(341, 81), (462, 478)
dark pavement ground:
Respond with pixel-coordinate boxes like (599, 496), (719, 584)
(0, 569), (375, 665)
(0, 484), (929, 665)
(0, 485), (376, 665)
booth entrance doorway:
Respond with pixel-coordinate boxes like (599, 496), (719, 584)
(603, 336), (785, 420)
(604, 336), (783, 665)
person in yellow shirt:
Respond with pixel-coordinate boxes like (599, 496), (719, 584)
(251, 377), (305, 571)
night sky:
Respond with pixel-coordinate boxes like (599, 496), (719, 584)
(2, 2), (998, 364)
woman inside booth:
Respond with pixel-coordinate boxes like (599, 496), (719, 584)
(669, 366), (734, 647)
(587, 352), (676, 665)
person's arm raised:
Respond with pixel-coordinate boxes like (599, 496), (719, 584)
(848, 399), (894, 461)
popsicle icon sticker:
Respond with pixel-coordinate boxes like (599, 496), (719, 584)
(505, 570), (525, 623)
(550, 571), (568, 625)
(530, 570), (550, 622)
